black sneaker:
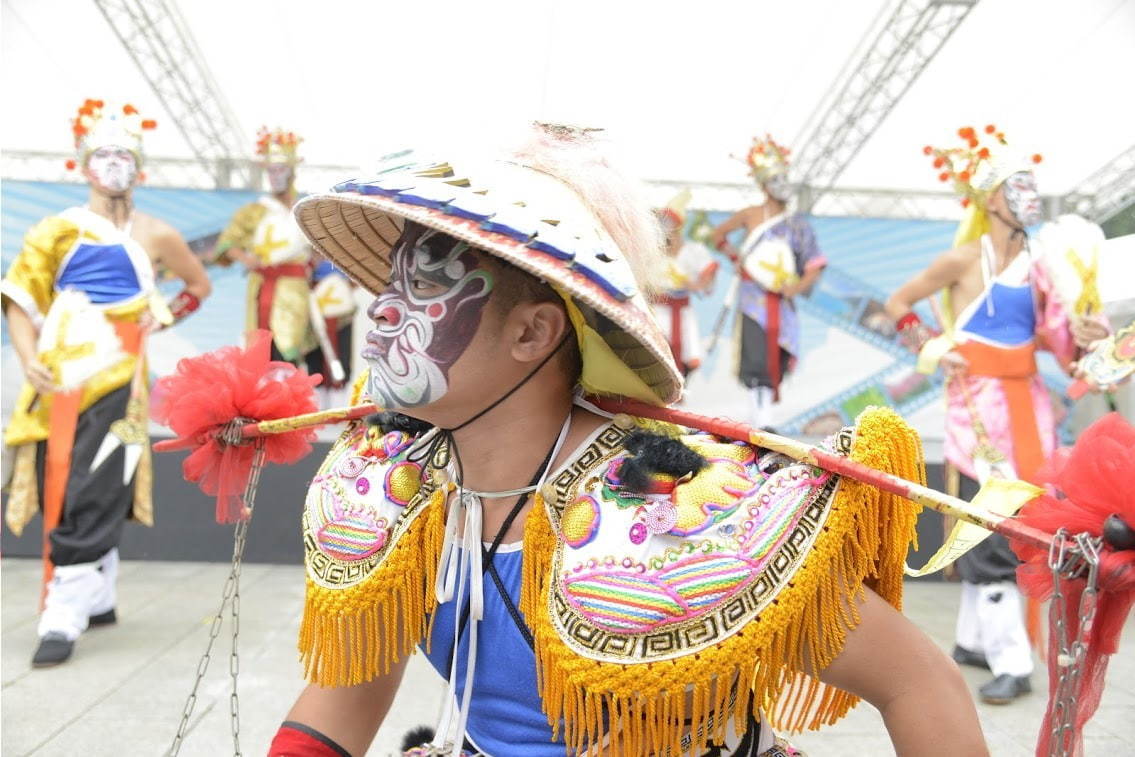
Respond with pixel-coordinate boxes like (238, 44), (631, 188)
(32, 632), (74, 667)
(89, 608), (117, 627)
(951, 644), (990, 670)
(979, 674), (1032, 705)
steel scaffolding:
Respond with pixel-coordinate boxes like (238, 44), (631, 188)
(791, 0), (978, 211)
(1062, 144), (1135, 224)
(92, 0), (250, 188)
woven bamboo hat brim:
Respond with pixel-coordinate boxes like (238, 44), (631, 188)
(294, 154), (682, 405)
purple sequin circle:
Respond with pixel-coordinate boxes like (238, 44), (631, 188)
(628, 521), (648, 545)
(644, 503), (678, 534)
(337, 456), (368, 479)
(355, 477), (371, 495)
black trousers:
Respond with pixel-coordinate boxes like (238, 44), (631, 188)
(35, 385), (136, 566)
(954, 472), (1021, 584)
(738, 315), (790, 390)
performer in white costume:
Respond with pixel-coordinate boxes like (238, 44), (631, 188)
(711, 135), (826, 428)
(2, 98), (211, 666)
(216, 128), (317, 363)
(652, 190), (718, 377)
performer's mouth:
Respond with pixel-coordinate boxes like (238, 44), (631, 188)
(361, 331), (389, 360)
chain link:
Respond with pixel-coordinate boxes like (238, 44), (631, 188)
(168, 436), (267, 757)
(1045, 528), (1102, 757)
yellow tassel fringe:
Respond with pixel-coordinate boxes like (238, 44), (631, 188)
(521, 406), (924, 755)
(298, 486), (446, 687)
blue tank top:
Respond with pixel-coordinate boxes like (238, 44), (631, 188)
(421, 545), (566, 755)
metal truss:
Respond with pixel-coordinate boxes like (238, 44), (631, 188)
(92, 0), (250, 188)
(645, 178), (968, 219)
(1061, 144), (1135, 224)
(790, 0), (978, 211)
(0, 151), (356, 195)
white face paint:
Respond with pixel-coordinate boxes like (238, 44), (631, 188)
(1003, 171), (1042, 227)
(87, 147), (138, 194)
(763, 173), (792, 202)
(266, 164), (294, 194)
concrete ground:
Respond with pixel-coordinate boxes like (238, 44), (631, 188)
(2, 557), (1132, 757)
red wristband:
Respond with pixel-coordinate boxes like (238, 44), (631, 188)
(168, 289), (201, 323)
(896, 312), (923, 331)
(268, 722), (351, 757)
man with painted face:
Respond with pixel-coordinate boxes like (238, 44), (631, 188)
(885, 125), (1109, 705)
(2, 99), (211, 666)
(264, 124), (986, 757)
(216, 128), (325, 368)
(710, 135), (826, 429)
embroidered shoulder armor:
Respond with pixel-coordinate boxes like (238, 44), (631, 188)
(304, 422), (427, 587)
(299, 421), (448, 687)
(543, 422), (848, 663)
(523, 408), (923, 755)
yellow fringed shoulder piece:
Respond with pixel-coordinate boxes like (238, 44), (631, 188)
(298, 423), (446, 687)
(520, 410), (925, 755)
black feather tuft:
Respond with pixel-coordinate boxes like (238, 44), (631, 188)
(619, 430), (707, 492)
(400, 726), (436, 751)
(365, 411), (433, 437)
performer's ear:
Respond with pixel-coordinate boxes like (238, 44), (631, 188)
(509, 300), (569, 365)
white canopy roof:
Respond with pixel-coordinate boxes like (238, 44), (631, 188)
(3, 0), (1132, 194)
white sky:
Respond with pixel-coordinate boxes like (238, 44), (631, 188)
(2, 0), (1133, 193)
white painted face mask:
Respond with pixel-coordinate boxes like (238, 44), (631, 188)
(763, 173), (792, 202)
(1003, 171), (1042, 228)
(266, 164), (294, 194)
(87, 147), (138, 193)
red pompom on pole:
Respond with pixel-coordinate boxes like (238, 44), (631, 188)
(1012, 413), (1135, 757)
(150, 331), (321, 523)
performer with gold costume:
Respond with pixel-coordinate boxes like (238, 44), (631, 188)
(1, 99), (211, 666)
(215, 128), (318, 364)
(885, 124), (1110, 705)
(653, 189), (718, 377)
(258, 125), (985, 756)
(710, 136), (826, 428)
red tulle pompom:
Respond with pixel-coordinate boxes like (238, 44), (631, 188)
(984, 124), (996, 134)
(938, 171), (950, 182)
(123, 104), (138, 115)
(141, 119), (157, 130)
(960, 197), (971, 208)
(65, 159), (77, 171)
(922, 145), (933, 155)
(1032, 153), (1043, 164)
(1012, 413), (1135, 756)
(151, 330), (321, 523)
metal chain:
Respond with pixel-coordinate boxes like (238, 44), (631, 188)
(1046, 528), (1102, 757)
(168, 434), (267, 757)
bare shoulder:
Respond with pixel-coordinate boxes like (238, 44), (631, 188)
(132, 212), (187, 256)
(933, 240), (979, 275)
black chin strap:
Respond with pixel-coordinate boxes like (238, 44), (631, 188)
(989, 207), (1028, 242)
(406, 333), (572, 482)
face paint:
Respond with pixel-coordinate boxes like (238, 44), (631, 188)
(87, 147), (138, 194)
(763, 173), (792, 202)
(266, 163), (294, 194)
(362, 223), (495, 409)
(1003, 171), (1042, 227)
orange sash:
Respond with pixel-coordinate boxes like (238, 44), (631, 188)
(41, 320), (142, 599)
(956, 341), (1044, 482)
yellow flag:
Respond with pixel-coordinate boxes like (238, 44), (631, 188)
(905, 477), (1043, 577)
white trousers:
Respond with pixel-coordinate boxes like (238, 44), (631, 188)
(747, 386), (776, 429)
(38, 547), (118, 640)
(955, 580), (1034, 677)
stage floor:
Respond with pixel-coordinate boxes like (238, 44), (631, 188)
(2, 558), (1131, 756)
